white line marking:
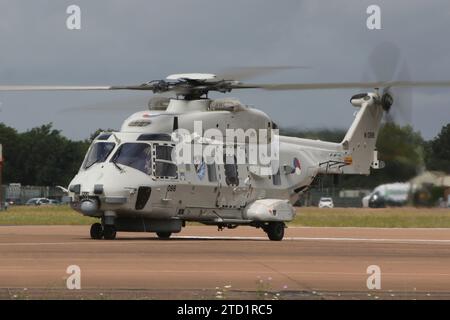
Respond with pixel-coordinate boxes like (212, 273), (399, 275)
(290, 237), (450, 243)
(288, 226), (450, 231)
(172, 236), (450, 244)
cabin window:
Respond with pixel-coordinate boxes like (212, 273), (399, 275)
(207, 164), (217, 182)
(83, 142), (115, 169)
(224, 155), (239, 186)
(194, 157), (207, 181)
(111, 143), (152, 175)
(154, 145), (178, 178)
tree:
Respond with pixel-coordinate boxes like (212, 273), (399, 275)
(280, 128), (346, 143)
(0, 121), (444, 188)
(282, 124), (426, 188)
(375, 123), (425, 178)
(341, 124), (425, 188)
(0, 124), (20, 183)
(0, 123), (90, 186)
(425, 123), (450, 173)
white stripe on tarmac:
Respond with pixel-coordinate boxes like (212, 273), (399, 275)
(0, 236), (449, 246)
(172, 236), (450, 244)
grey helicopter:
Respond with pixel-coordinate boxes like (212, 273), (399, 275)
(2, 66), (450, 241)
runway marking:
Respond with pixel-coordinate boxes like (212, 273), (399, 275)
(0, 236), (450, 246)
(172, 236), (450, 243)
(290, 237), (450, 244)
(288, 226), (450, 231)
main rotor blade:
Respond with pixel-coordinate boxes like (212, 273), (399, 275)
(61, 97), (150, 113)
(233, 80), (450, 91)
(0, 85), (114, 91)
(216, 66), (308, 81)
(3, 79), (450, 93)
(61, 92), (174, 113)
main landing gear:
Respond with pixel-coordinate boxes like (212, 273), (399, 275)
(156, 232), (172, 239)
(264, 222), (285, 241)
(90, 223), (117, 240)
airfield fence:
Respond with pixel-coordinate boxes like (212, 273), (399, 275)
(1, 185), (65, 206)
(1, 184), (370, 209)
(296, 187), (371, 207)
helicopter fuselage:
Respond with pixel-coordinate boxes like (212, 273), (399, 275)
(68, 96), (383, 241)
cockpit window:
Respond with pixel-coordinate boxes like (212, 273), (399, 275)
(111, 143), (152, 175)
(96, 133), (112, 141)
(154, 145), (178, 178)
(156, 145), (173, 161)
(83, 142), (115, 169)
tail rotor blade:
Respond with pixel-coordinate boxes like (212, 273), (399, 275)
(365, 41), (413, 125)
(391, 61), (413, 125)
(368, 41), (402, 82)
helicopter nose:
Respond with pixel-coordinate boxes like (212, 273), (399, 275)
(80, 198), (99, 215)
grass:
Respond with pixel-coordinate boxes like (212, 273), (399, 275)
(1, 205), (450, 228)
(0, 205), (96, 225)
(291, 207), (450, 228)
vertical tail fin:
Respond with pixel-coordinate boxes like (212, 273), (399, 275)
(341, 94), (384, 175)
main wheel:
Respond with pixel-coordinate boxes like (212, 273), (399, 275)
(265, 222), (285, 241)
(90, 223), (103, 240)
(156, 232), (172, 239)
(103, 225), (117, 240)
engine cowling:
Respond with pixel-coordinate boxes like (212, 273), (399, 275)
(350, 93), (370, 107)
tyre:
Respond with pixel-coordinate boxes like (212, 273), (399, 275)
(156, 232), (172, 239)
(265, 222), (285, 241)
(103, 225), (117, 240)
(90, 223), (103, 240)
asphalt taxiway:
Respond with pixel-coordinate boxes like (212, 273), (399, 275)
(0, 225), (449, 299)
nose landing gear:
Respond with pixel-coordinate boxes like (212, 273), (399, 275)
(103, 225), (117, 240)
(90, 223), (117, 240)
(90, 223), (103, 239)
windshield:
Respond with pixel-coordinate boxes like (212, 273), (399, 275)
(111, 143), (152, 175)
(83, 142), (115, 169)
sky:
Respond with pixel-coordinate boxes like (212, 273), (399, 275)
(0, 0), (449, 140)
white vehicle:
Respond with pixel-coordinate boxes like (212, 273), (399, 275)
(318, 197), (334, 208)
(2, 64), (450, 241)
(26, 198), (51, 206)
(362, 182), (411, 208)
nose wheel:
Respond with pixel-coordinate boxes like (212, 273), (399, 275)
(90, 223), (117, 240)
(90, 223), (103, 240)
(103, 225), (117, 240)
